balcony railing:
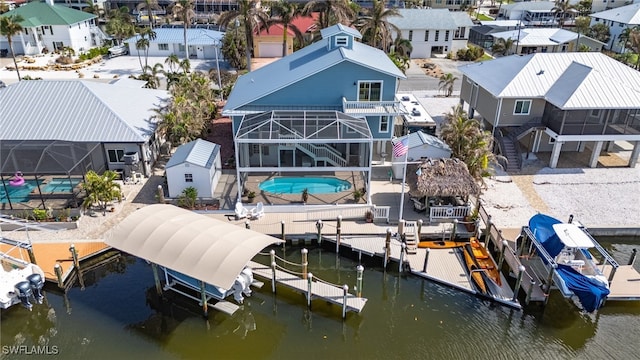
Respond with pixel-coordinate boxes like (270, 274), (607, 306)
(429, 205), (470, 223)
(342, 98), (405, 116)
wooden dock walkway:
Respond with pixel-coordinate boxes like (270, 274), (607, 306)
(604, 265), (640, 301)
(248, 260), (367, 314)
(0, 241), (111, 285)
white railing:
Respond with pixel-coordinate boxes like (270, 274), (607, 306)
(298, 143), (347, 167)
(305, 205), (372, 221)
(429, 205), (470, 223)
(372, 206), (389, 223)
(342, 98), (403, 116)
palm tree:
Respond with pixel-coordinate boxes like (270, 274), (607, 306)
(135, 27), (156, 72)
(217, 0), (270, 71)
(270, 1), (306, 57)
(137, 0), (160, 28)
(0, 14), (24, 81)
(440, 105), (504, 185)
(552, 0), (575, 29)
(352, 0), (400, 51)
(438, 73), (458, 97)
(81, 170), (122, 215)
(302, 0), (355, 38)
(141, 62), (164, 88)
(492, 37), (514, 56)
(392, 36), (412, 58)
(623, 27), (640, 69)
(105, 8), (135, 45)
(171, 0), (196, 60)
(83, 0), (104, 19)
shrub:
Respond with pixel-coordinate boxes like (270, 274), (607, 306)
(32, 209), (48, 221)
(456, 46), (485, 61)
(178, 187), (198, 209)
(78, 47), (109, 61)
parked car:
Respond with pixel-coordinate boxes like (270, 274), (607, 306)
(108, 45), (128, 58)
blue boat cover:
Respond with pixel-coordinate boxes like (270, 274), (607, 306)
(529, 214), (610, 312)
(556, 265), (610, 312)
(529, 214), (564, 258)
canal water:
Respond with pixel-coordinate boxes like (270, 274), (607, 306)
(1, 239), (639, 360)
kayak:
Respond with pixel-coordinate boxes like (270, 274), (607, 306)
(418, 240), (467, 249)
(462, 238), (502, 294)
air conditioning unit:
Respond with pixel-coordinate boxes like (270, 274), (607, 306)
(123, 152), (139, 165)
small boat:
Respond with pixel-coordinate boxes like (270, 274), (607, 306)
(529, 214), (610, 312)
(418, 240), (467, 249)
(0, 253), (45, 310)
(462, 238), (501, 294)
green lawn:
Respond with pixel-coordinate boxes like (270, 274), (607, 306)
(475, 13), (494, 21)
(477, 54), (494, 62)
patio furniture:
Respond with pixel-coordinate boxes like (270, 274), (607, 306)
(410, 197), (426, 212)
(250, 202), (264, 219)
(235, 202), (249, 220)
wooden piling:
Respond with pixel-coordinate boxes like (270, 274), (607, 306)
(301, 248), (308, 280)
(151, 263), (162, 295)
(200, 280), (208, 318)
(629, 249), (637, 266)
(316, 220), (323, 244)
(399, 243), (406, 273)
(513, 265), (526, 302)
(384, 228), (391, 268)
(417, 219), (423, 240)
(307, 273), (313, 307)
(271, 261), (277, 293)
(54, 263), (64, 289)
(342, 285), (349, 319)
(356, 265), (364, 298)
(423, 248), (430, 273)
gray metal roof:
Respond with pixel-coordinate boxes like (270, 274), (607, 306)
(124, 28), (224, 46)
(223, 25), (405, 112)
(398, 130), (450, 151)
(589, 3), (640, 25)
(320, 23), (362, 39)
(166, 139), (220, 169)
(388, 9), (459, 30)
(459, 52), (640, 110)
(0, 80), (168, 142)
(490, 28), (580, 46)
(501, 1), (555, 12)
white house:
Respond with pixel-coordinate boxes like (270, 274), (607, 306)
(124, 28), (224, 60)
(0, 0), (106, 55)
(388, 9), (474, 58)
(165, 139), (222, 199)
(392, 131), (451, 179)
(590, 3), (640, 53)
(490, 28), (605, 54)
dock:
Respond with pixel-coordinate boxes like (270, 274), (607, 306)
(248, 259), (367, 315)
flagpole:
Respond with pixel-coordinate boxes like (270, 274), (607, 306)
(398, 145), (409, 222)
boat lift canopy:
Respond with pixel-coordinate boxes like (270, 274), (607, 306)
(552, 224), (595, 249)
(105, 204), (283, 291)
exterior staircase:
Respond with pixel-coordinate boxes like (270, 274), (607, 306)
(495, 118), (544, 172)
(296, 143), (347, 167)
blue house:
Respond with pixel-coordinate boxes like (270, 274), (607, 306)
(223, 24), (407, 204)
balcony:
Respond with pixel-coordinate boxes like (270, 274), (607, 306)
(342, 97), (405, 117)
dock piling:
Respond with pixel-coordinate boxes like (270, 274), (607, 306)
(498, 240), (508, 269)
(151, 263), (162, 295)
(301, 248), (308, 279)
(417, 219), (423, 240)
(525, 279), (535, 304)
(342, 285), (349, 319)
(199, 280), (208, 318)
(271, 261), (277, 293)
(356, 265), (364, 298)
(451, 219), (457, 240)
(27, 247), (37, 265)
(245, 220), (250, 229)
(281, 220), (286, 243)
(399, 243), (406, 273)
(629, 249), (637, 266)
(423, 248), (430, 273)
(384, 228), (391, 268)
(316, 220), (323, 244)
(483, 216), (492, 247)
(336, 216), (342, 253)
(307, 273), (313, 307)
(69, 244), (79, 269)
(513, 265), (526, 302)
(54, 263), (64, 289)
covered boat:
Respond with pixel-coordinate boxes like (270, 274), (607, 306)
(529, 214), (610, 312)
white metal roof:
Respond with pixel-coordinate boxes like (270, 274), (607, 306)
(490, 28), (582, 46)
(480, 20), (524, 27)
(165, 139), (220, 169)
(106, 204), (283, 291)
(223, 25), (405, 112)
(552, 224), (595, 248)
(458, 52), (640, 110)
(124, 28), (224, 46)
(399, 130), (450, 152)
(500, 1), (555, 12)
(0, 80), (168, 142)
(589, 3), (640, 25)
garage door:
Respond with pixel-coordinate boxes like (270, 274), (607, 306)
(258, 42), (282, 58)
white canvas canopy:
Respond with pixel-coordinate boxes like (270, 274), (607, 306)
(552, 224), (595, 249)
(105, 204), (283, 290)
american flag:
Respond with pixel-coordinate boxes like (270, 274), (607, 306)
(393, 138), (408, 158)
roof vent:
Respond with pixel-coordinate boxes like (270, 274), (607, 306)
(537, 70), (545, 75)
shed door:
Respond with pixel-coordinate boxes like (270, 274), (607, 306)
(258, 43), (282, 58)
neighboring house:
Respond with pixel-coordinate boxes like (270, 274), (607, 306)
(0, 0), (107, 55)
(490, 28), (605, 54)
(420, 0), (475, 11)
(388, 9), (474, 58)
(589, 3), (640, 53)
(459, 52), (640, 169)
(254, 13), (318, 58)
(165, 139), (221, 199)
(222, 24), (407, 203)
(391, 131), (451, 179)
(498, 2), (557, 27)
(124, 28), (224, 60)
(469, 22), (524, 49)
(0, 80), (169, 190)
(51, 0), (107, 12)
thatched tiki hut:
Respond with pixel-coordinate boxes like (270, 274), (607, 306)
(407, 158), (480, 222)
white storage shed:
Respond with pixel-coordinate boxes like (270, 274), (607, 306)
(165, 139), (221, 198)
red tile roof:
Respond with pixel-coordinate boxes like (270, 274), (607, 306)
(258, 12), (319, 36)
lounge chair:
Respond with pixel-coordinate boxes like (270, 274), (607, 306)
(250, 202), (264, 219)
(410, 197), (427, 212)
(235, 202), (249, 219)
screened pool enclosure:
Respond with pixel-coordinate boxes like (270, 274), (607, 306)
(235, 110), (374, 203)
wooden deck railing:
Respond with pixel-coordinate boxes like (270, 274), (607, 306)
(429, 205), (470, 223)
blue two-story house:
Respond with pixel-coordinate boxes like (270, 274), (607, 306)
(223, 24), (406, 204)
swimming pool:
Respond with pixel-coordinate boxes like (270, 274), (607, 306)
(0, 179), (43, 203)
(42, 178), (81, 193)
(259, 177), (352, 194)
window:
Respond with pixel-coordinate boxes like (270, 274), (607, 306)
(49, 26), (53, 35)
(445, 30), (450, 42)
(590, 109), (601, 117)
(358, 81), (382, 101)
(619, 23), (623, 27)
(184, 174), (193, 182)
(158, 43), (169, 50)
(513, 100), (531, 115)
(178, 44), (185, 52)
(435, 31), (440, 42)
(379, 116), (390, 133)
(454, 27), (465, 39)
(424, 30), (429, 41)
(262, 145), (270, 156)
(107, 149), (125, 163)
(408, 30), (413, 41)
(335, 36), (348, 46)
